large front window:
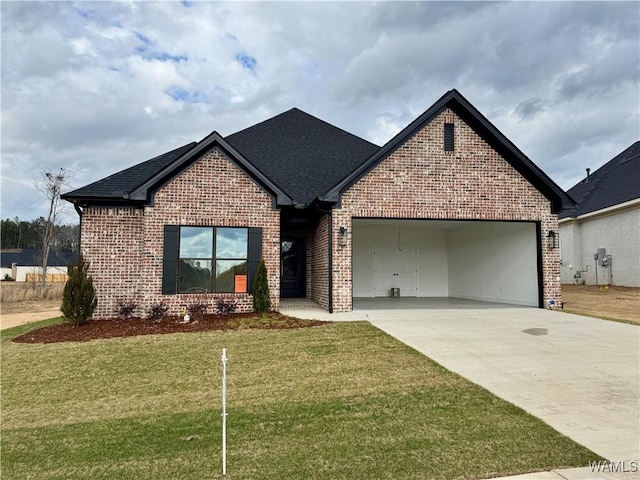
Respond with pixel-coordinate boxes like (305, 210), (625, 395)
(178, 227), (248, 293)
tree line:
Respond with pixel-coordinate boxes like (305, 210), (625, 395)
(1, 217), (79, 252)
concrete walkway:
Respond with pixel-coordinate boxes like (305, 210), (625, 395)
(284, 302), (640, 478)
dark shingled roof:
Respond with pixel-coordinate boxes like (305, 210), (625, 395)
(559, 141), (640, 219)
(62, 93), (571, 213)
(62, 142), (197, 202)
(0, 248), (78, 268)
(62, 109), (378, 206)
(226, 108), (379, 205)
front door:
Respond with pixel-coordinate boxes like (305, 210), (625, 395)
(281, 238), (306, 298)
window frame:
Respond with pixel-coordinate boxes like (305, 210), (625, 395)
(177, 226), (249, 294)
(162, 225), (262, 296)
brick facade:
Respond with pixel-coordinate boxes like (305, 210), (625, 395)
(82, 147), (280, 319)
(81, 207), (144, 319)
(309, 214), (330, 309)
(80, 108), (562, 319)
(331, 109), (560, 312)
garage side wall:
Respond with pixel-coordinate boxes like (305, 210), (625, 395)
(333, 108), (559, 312)
(448, 222), (539, 306)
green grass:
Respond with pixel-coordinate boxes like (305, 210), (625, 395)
(1, 321), (602, 479)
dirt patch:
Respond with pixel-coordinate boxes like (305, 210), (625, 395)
(12, 313), (330, 344)
(561, 284), (640, 324)
(0, 299), (61, 330)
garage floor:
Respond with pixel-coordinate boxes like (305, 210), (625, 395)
(353, 297), (529, 309)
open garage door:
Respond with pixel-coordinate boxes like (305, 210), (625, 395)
(353, 219), (540, 307)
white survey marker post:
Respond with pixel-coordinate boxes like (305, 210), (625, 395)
(221, 348), (228, 476)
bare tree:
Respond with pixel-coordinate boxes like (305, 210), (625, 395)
(35, 168), (68, 291)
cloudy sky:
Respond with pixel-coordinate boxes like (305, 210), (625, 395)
(2, 1), (638, 223)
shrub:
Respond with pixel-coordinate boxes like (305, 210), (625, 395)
(186, 295), (208, 321)
(147, 301), (169, 323)
(115, 298), (137, 319)
(216, 298), (237, 316)
(252, 258), (271, 313)
(60, 255), (97, 327)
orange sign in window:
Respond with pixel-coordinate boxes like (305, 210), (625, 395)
(235, 275), (247, 293)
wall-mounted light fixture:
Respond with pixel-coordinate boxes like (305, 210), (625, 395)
(339, 226), (348, 246)
(546, 230), (557, 249)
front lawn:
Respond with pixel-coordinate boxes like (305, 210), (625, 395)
(1, 320), (600, 479)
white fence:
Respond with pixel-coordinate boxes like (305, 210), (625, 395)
(2, 265), (68, 282)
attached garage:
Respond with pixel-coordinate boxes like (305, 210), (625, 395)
(352, 219), (540, 307)
(63, 88), (570, 318)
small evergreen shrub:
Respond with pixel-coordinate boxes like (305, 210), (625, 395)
(252, 258), (271, 313)
(216, 298), (237, 316)
(115, 298), (137, 319)
(186, 295), (208, 321)
(61, 255), (97, 327)
(147, 301), (169, 323)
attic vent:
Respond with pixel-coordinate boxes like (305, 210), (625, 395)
(444, 123), (454, 151)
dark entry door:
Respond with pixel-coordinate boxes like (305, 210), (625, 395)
(281, 238), (306, 298)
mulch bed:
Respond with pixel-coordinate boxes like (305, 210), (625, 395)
(12, 313), (329, 344)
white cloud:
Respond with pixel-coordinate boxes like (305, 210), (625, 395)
(1, 1), (638, 220)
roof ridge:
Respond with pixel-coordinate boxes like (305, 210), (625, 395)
(229, 107), (379, 149)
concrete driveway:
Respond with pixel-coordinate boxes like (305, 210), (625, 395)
(286, 302), (640, 464)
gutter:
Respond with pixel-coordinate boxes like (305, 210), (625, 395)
(559, 198), (640, 224)
(73, 201), (83, 254)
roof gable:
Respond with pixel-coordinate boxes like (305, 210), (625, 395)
(62, 134), (293, 207)
(320, 89), (573, 214)
(129, 131), (293, 206)
(559, 141), (640, 219)
(226, 108), (379, 205)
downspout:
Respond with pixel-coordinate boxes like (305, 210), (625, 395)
(328, 211), (333, 313)
(73, 202), (83, 253)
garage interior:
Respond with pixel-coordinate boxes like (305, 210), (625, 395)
(352, 219), (540, 308)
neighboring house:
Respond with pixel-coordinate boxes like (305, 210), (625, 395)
(0, 248), (77, 282)
(62, 89), (572, 319)
(559, 142), (640, 287)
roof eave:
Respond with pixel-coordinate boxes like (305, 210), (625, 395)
(60, 194), (146, 209)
